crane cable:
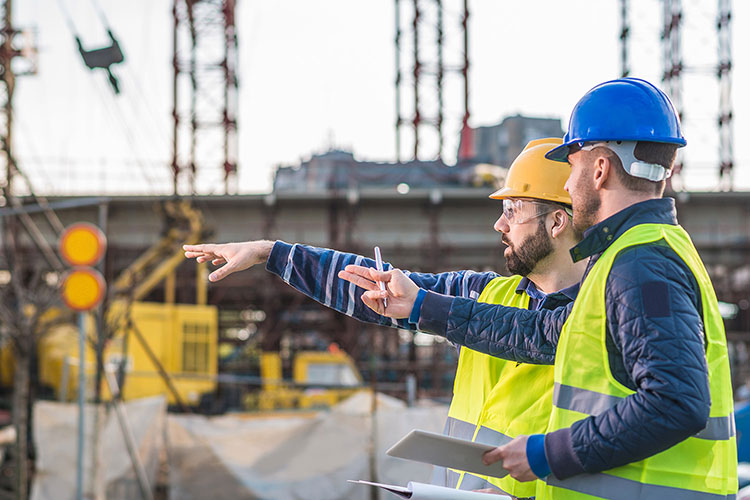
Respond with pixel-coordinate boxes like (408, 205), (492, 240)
(52, 0), (174, 190)
(54, 0), (111, 37)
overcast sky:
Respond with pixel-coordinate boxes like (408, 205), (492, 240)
(11, 0), (750, 195)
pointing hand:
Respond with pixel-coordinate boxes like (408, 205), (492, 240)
(183, 240), (274, 282)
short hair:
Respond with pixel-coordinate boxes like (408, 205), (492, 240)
(534, 200), (572, 217)
(606, 141), (678, 196)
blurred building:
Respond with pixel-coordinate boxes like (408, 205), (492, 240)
(273, 150), (488, 193)
(458, 114), (564, 167)
(273, 115), (563, 194)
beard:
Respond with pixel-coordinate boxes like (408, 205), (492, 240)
(503, 220), (554, 276)
(571, 175), (601, 237)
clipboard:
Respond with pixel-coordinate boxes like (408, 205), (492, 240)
(348, 480), (512, 499)
(386, 429), (510, 479)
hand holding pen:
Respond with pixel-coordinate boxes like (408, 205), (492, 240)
(374, 246), (388, 309)
(337, 263), (419, 319)
(337, 248), (420, 319)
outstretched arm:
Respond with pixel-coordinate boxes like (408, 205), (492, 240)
(185, 240), (498, 330)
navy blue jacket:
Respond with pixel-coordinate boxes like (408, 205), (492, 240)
(416, 198), (711, 479)
(265, 241), (576, 333)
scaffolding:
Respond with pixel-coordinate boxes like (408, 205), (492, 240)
(661, 0), (683, 183)
(619, 0), (630, 77)
(172, 0), (239, 195)
(620, 1), (733, 189)
(395, 0), (469, 162)
(717, 0), (733, 190)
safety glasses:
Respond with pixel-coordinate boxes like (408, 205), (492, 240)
(501, 199), (568, 225)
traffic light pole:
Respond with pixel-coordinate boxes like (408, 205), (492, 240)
(76, 311), (86, 500)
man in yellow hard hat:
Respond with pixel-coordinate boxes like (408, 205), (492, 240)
(185, 138), (586, 498)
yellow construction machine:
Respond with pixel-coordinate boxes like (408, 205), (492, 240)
(1, 200), (218, 408)
(1, 199), (367, 412)
(246, 348), (365, 411)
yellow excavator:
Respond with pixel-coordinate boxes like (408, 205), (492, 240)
(1, 200), (218, 408)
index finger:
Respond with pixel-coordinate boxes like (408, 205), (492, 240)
(343, 264), (391, 282)
(183, 244), (215, 253)
(338, 269), (379, 291)
(184, 250), (212, 259)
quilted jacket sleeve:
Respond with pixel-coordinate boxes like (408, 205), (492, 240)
(416, 290), (572, 365)
(545, 244), (710, 478)
(265, 241), (497, 330)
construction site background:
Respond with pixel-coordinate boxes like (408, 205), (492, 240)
(0, 1), (749, 499)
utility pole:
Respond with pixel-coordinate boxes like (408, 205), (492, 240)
(1, 0), (16, 197)
(0, 1), (20, 494)
(1, 2), (42, 498)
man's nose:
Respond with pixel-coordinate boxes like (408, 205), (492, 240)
(494, 215), (510, 234)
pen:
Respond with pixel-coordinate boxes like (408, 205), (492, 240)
(374, 246), (388, 309)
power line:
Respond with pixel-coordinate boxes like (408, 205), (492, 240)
(88, 74), (163, 191)
(50, 0), (175, 192)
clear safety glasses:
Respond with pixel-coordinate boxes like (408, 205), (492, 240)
(501, 199), (570, 225)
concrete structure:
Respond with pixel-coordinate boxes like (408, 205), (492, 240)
(273, 150), (487, 193)
(4, 189), (750, 398)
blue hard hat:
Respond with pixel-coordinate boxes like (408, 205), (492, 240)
(546, 77), (687, 162)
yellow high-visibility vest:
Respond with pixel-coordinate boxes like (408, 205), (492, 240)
(538, 223), (737, 499)
(434, 276), (554, 499)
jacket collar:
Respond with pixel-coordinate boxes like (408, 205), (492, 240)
(570, 197), (679, 263)
(516, 276), (580, 301)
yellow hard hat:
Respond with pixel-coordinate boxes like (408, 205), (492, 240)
(489, 137), (572, 205)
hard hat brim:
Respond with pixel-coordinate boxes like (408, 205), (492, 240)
(545, 136), (688, 163)
(545, 143), (570, 162)
(489, 186), (519, 199)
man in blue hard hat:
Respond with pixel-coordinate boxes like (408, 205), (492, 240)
(341, 78), (738, 499)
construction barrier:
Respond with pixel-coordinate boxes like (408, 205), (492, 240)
(30, 396), (166, 500)
(166, 392), (448, 500)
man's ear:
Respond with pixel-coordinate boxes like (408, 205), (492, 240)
(549, 210), (568, 239)
(592, 155), (612, 190)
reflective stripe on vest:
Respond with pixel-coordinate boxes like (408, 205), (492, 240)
(458, 473), (536, 500)
(538, 223), (738, 500)
(432, 417), (478, 487)
(545, 473), (737, 500)
(444, 416), (477, 441)
(553, 382), (736, 441)
(430, 467), (461, 489)
(473, 426), (513, 448)
(445, 276), (554, 499)
(457, 473), (496, 491)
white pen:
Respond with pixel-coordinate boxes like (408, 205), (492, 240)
(374, 246), (388, 309)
